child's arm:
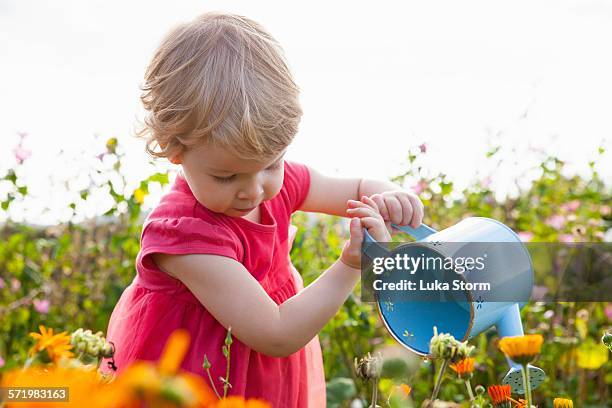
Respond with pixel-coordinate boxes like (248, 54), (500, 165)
(152, 197), (389, 358)
(299, 166), (424, 228)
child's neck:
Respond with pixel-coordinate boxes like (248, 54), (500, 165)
(241, 205), (261, 223)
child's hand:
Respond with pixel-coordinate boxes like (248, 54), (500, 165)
(367, 190), (424, 230)
(341, 196), (392, 269)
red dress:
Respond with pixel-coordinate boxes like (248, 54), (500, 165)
(102, 161), (326, 407)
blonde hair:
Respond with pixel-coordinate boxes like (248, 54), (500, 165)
(137, 12), (302, 161)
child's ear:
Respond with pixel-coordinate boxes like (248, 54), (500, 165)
(168, 154), (182, 165)
(159, 141), (182, 164)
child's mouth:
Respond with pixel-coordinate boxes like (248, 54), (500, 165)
(234, 206), (256, 213)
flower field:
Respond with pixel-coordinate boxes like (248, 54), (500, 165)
(0, 137), (610, 407)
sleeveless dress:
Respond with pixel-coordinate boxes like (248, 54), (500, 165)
(101, 160), (326, 407)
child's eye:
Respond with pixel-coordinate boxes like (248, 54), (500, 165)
(211, 160), (281, 183)
(213, 175), (235, 183)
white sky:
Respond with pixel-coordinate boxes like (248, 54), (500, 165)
(1, 0), (610, 225)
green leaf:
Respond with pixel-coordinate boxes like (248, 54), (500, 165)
(486, 146), (501, 158)
(381, 357), (409, 379)
(148, 172), (170, 185)
(326, 377), (356, 408)
(5, 169), (17, 184)
(575, 338), (609, 370)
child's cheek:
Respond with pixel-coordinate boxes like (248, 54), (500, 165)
(268, 171), (284, 200)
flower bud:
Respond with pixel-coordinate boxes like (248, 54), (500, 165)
(429, 327), (474, 362)
(77, 341), (87, 352)
(354, 352), (382, 381)
(602, 332), (612, 351)
(87, 343), (100, 356)
(101, 343), (114, 358)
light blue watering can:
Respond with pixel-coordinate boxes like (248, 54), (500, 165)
(362, 217), (546, 394)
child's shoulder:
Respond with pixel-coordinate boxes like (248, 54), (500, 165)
(281, 160), (311, 213)
(284, 160), (311, 187)
(144, 172), (224, 232)
(146, 174), (197, 220)
(141, 179), (240, 255)
(283, 159), (309, 178)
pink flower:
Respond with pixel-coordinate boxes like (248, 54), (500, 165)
(518, 231), (534, 242)
(560, 200), (580, 212)
(605, 303), (612, 321)
(546, 215), (566, 230)
(33, 299), (50, 314)
(412, 180), (428, 195)
(558, 234), (574, 243)
(10, 279), (21, 292)
(481, 176), (492, 188)
(0, 277), (5, 289)
(13, 146), (32, 164)
(419, 143), (427, 153)
(531, 285), (549, 301)
(0, 355), (4, 368)
(601, 205), (611, 216)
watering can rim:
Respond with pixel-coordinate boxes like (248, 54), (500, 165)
(364, 216), (527, 244)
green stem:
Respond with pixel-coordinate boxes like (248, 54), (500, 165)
(22, 356), (34, 370)
(465, 378), (475, 402)
(521, 364), (532, 408)
(428, 359), (449, 407)
(386, 386), (394, 407)
(205, 367), (221, 399)
(223, 342), (232, 398)
(370, 377), (379, 408)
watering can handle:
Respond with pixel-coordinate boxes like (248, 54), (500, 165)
(363, 223), (437, 244)
(361, 223), (437, 262)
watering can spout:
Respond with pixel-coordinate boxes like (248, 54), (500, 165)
(497, 303), (546, 394)
(497, 303), (524, 338)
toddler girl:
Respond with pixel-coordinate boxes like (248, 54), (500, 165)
(102, 12), (424, 407)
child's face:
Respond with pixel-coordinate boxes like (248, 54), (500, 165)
(179, 142), (286, 218)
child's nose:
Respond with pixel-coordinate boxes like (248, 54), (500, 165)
(237, 182), (264, 201)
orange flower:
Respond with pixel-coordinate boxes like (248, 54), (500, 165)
(553, 397), (573, 408)
(507, 397), (527, 407)
(487, 384), (511, 406)
(214, 396), (271, 407)
(1, 365), (105, 408)
(99, 329), (217, 407)
(399, 383), (412, 398)
(498, 334), (543, 364)
(29, 325), (74, 364)
(449, 357), (475, 378)
(158, 328), (191, 375)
